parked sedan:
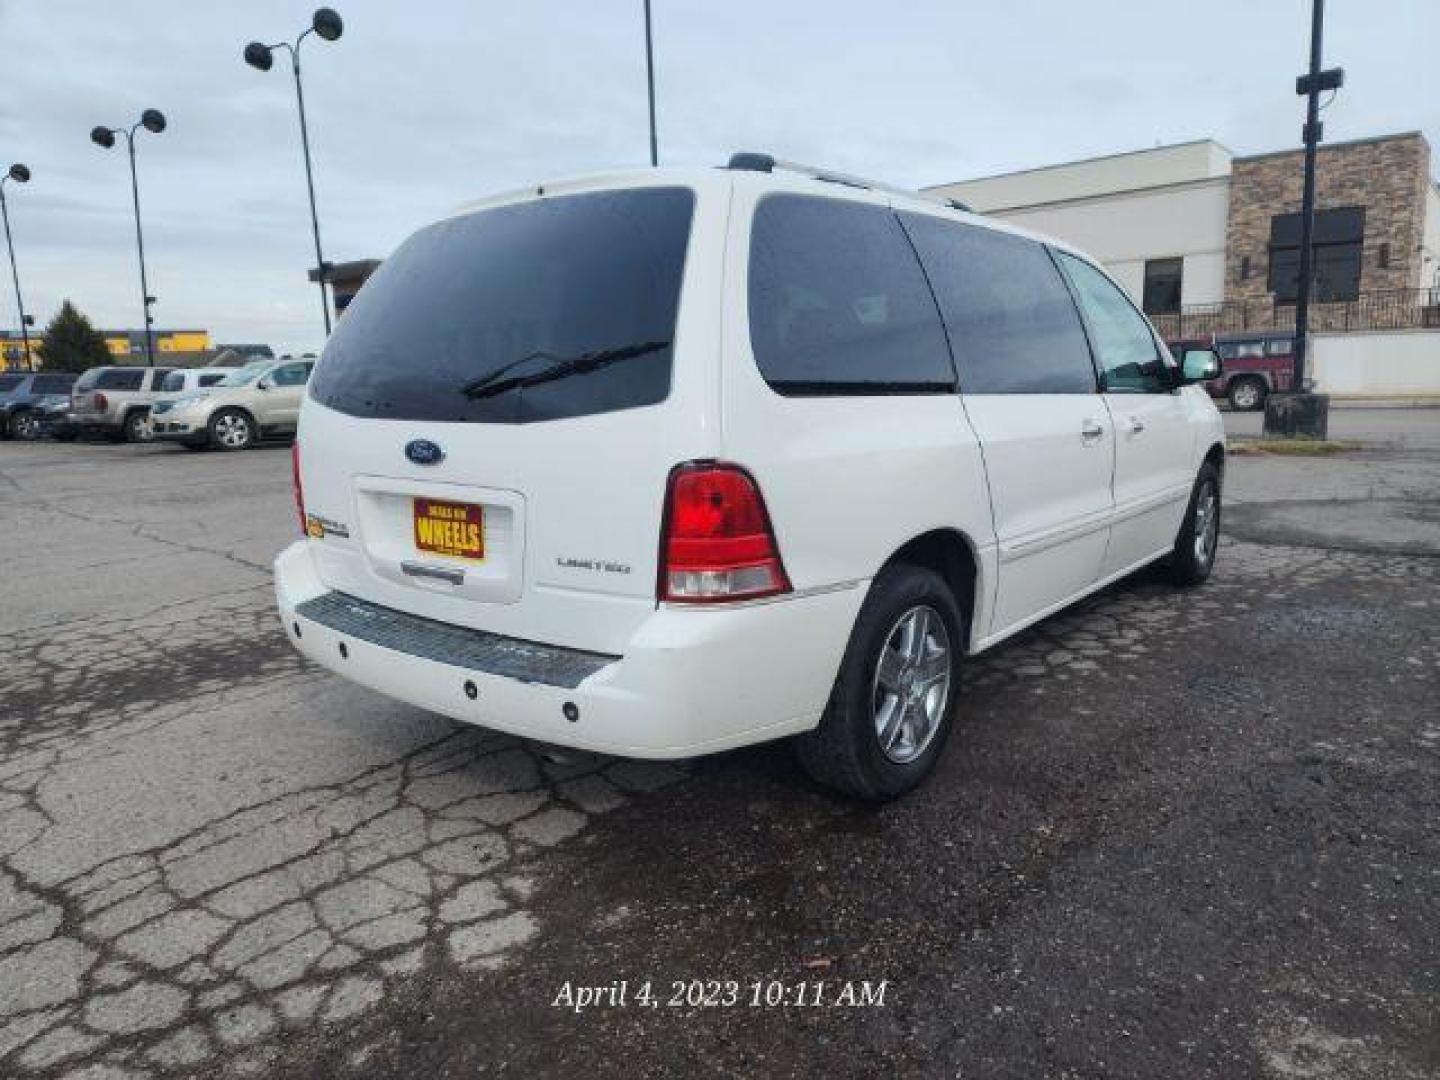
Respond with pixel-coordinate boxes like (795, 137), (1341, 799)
(152, 359), (315, 451)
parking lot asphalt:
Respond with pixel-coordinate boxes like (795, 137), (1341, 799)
(1, 412), (1437, 1080)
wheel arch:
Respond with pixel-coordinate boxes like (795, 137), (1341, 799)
(879, 528), (980, 651)
(1203, 440), (1225, 475)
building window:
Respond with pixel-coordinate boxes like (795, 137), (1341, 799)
(1142, 257), (1184, 315)
(1267, 206), (1365, 303)
(1240, 255), (1252, 281)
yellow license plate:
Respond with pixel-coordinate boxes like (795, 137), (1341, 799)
(412, 498), (485, 561)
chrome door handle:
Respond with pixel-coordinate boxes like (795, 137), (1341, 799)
(1081, 419), (1105, 443)
(1128, 417), (1146, 435)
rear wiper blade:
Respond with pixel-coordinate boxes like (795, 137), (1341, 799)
(462, 340), (671, 400)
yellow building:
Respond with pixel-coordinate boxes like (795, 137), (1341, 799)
(2, 329), (212, 370)
(103, 329), (212, 360)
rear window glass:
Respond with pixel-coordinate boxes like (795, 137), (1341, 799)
(0, 375), (24, 392)
(901, 213), (1096, 394)
(96, 369), (145, 391)
(748, 196), (954, 394)
(32, 375), (73, 395)
(311, 187), (695, 424)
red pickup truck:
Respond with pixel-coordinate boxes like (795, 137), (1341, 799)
(1167, 333), (1295, 411)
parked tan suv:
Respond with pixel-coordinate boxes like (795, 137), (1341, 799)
(71, 365), (176, 442)
(152, 359), (315, 451)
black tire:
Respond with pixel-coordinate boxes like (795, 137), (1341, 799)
(208, 409), (255, 451)
(1227, 377), (1266, 412)
(1166, 460), (1222, 587)
(123, 409), (154, 443)
(11, 410), (40, 441)
(794, 564), (964, 802)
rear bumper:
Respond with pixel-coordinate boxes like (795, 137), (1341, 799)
(274, 540), (866, 759)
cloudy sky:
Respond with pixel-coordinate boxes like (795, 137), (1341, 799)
(1, 0), (1437, 355)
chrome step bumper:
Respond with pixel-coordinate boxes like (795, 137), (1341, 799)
(293, 591), (618, 690)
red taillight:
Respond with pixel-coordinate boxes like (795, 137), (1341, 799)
(291, 442), (307, 534)
(93, 392), (108, 411)
(659, 463), (790, 603)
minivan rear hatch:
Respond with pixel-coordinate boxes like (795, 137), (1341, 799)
(299, 182), (715, 655)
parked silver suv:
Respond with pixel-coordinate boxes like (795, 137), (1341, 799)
(70, 365), (175, 442)
(152, 359), (314, 451)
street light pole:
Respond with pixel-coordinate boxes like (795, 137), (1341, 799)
(1292, 0), (1325, 393)
(290, 51), (330, 334)
(245, 8), (345, 338)
(644, 0), (658, 166)
(0, 164), (33, 371)
(91, 111), (167, 367)
(1265, 0), (1342, 438)
(125, 134), (155, 367)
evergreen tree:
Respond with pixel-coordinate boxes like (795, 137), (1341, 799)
(36, 300), (113, 373)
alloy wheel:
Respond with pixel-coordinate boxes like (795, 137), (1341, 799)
(1193, 481), (1219, 567)
(214, 413), (251, 449)
(871, 604), (952, 764)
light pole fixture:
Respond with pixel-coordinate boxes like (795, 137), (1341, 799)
(0, 164), (34, 371)
(91, 108), (167, 367)
(245, 7), (344, 336)
(643, 0), (658, 166)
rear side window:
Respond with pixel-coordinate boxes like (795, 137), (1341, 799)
(162, 372), (187, 392)
(0, 375), (24, 392)
(96, 369), (144, 391)
(748, 196), (953, 394)
(311, 187), (695, 424)
(900, 213), (1096, 394)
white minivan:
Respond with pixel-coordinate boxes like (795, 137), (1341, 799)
(276, 155), (1225, 800)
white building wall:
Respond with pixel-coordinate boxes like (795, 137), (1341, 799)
(928, 140), (1231, 213)
(1422, 183), (1440, 290)
(1311, 329), (1440, 396)
(985, 179), (1232, 306)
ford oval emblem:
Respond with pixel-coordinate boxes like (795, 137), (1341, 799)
(405, 439), (445, 466)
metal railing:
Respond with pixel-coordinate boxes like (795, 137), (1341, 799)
(1150, 287), (1440, 340)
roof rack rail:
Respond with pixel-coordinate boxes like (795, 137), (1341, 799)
(725, 151), (973, 213)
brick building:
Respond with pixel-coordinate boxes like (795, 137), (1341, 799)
(1224, 133), (1434, 304)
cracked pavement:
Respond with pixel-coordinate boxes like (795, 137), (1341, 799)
(2, 410), (1438, 1079)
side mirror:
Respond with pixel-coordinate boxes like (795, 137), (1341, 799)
(257, 376), (274, 391)
(1180, 348), (1222, 384)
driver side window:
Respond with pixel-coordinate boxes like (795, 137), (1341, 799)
(1057, 252), (1168, 393)
(272, 363), (308, 387)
